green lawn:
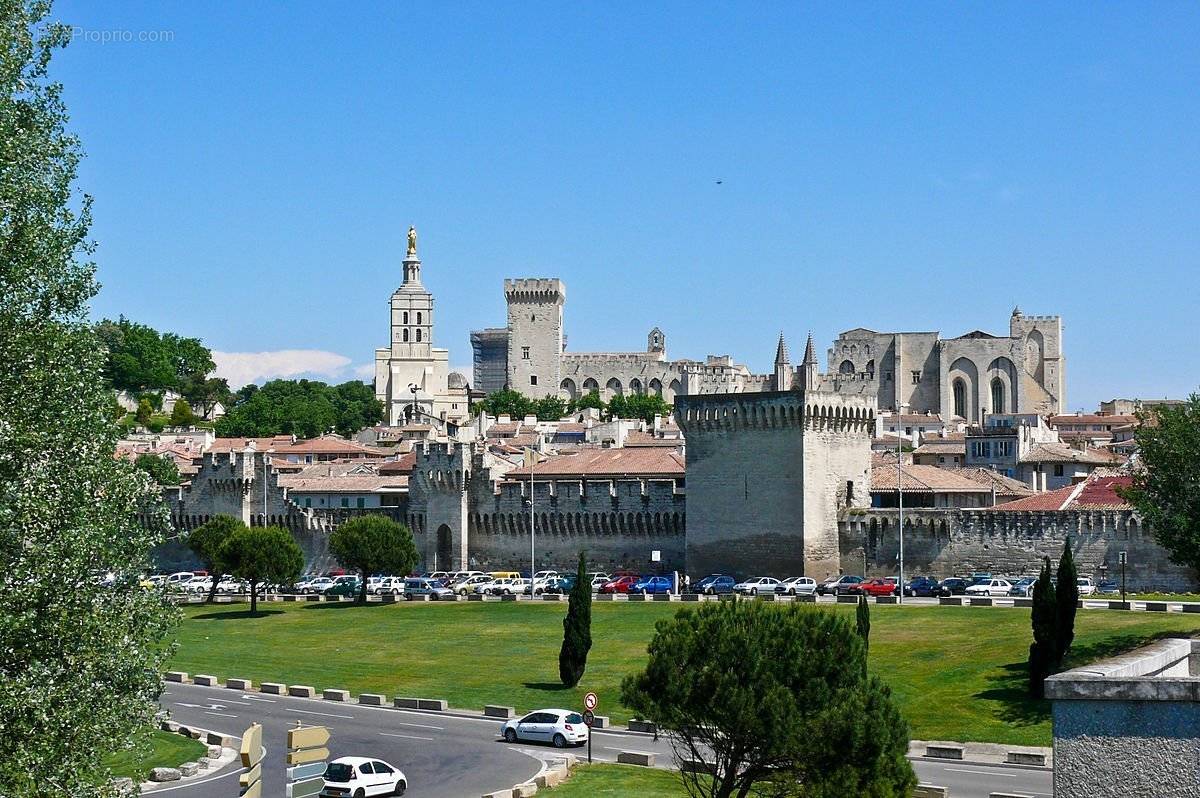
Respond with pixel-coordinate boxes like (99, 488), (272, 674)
(105, 729), (208, 780)
(543, 764), (687, 796)
(170, 601), (1200, 747)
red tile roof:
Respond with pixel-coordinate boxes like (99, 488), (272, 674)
(979, 474), (1133, 512)
(378, 452), (417, 474)
(870, 464), (993, 493)
(506, 448), (684, 478)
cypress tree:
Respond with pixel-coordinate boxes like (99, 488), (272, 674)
(558, 551), (593, 687)
(856, 593), (871, 674)
(1055, 539), (1080, 667)
(1028, 557), (1057, 698)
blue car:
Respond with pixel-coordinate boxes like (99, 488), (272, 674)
(695, 574), (735, 595)
(631, 576), (673, 595)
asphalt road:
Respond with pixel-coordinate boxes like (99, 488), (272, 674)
(156, 683), (1052, 798)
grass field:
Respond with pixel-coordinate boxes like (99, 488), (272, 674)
(170, 601), (1200, 747)
(543, 764), (687, 796)
(104, 729), (208, 780)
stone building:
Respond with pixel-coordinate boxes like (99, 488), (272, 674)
(373, 227), (471, 427)
(828, 308), (1065, 421)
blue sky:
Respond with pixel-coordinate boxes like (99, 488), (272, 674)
(54, 2), (1199, 409)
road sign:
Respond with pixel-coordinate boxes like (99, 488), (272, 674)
(287, 762), (328, 781)
(240, 781), (261, 798)
(287, 725), (331, 749)
(285, 777), (325, 798)
(584, 692), (598, 711)
(287, 747), (330, 765)
(239, 763), (260, 789)
(240, 723), (263, 768)
(582, 709), (595, 727)
(1119, 551), (1128, 565)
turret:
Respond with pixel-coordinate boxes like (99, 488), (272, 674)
(774, 332), (792, 391)
(800, 332), (819, 390)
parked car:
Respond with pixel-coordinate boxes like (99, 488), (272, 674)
(454, 574), (493, 595)
(184, 576), (214, 595)
(326, 578), (362, 598)
(599, 575), (640, 594)
(1009, 577), (1037, 598)
(632, 575), (674, 595)
(483, 577), (526, 596)
(1076, 577), (1097, 596)
(543, 575), (578, 594)
(859, 578), (896, 597)
(904, 576), (941, 597)
(301, 576), (335, 595)
(216, 577), (248, 594)
(589, 575), (609, 592)
(695, 574), (736, 595)
(938, 577), (970, 596)
(499, 708), (589, 748)
(817, 575), (863, 596)
(165, 571), (195, 590)
(404, 577), (452, 600)
(1097, 579), (1120, 595)
(966, 578), (1013, 597)
(776, 576), (818, 596)
(370, 576), (405, 595)
(733, 576), (780, 596)
(320, 756), (407, 797)
(586, 571), (610, 584)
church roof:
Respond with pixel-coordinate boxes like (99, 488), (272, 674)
(951, 330), (1000, 340)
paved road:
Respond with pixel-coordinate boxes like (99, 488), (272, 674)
(157, 684), (1051, 798)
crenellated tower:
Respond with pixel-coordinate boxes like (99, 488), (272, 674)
(504, 278), (566, 397)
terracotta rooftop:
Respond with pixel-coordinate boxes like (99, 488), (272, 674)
(884, 413), (945, 424)
(506, 448), (684, 479)
(279, 475), (409, 493)
(1020, 443), (1125, 466)
(979, 473), (1132, 512)
(378, 452), (417, 474)
(624, 431), (685, 448)
(913, 438), (967, 455)
(870, 464), (998, 493)
(953, 467), (1036, 497)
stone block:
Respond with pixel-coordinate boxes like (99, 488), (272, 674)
(1146, 602), (1168, 612)
(617, 750), (656, 767)
(513, 784), (538, 797)
(323, 688), (351, 702)
(1108, 600), (1131, 610)
(627, 719), (657, 733)
(1183, 603), (1200, 613)
(193, 674), (218, 686)
(468, 593), (484, 601)
(160, 720), (179, 733)
(680, 759), (716, 774)
(205, 732), (233, 747)
(418, 698), (448, 711)
(681, 593), (702, 602)
(938, 597), (963, 606)
(409, 594), (431, 602)
(380, 593), (398, 603)
(652, 593), (677, 601)
(1005, 751), (1047, 766)
(260, 682), (285, 695)
(912, 787), (948, 798)
(541, 593), (561, 601)
(288, 685), (316, 698)
(150, 767), (181, 782)
(500, 594), (517, 602)
(1013, 598), (1034, 608)
(207, 744), (222, 759)
(111, 777), (136, 795)
(875, 596), (898, 605)
(484, 705), (516, 719)
(226, 678), (252, 690)
(924, 744), (964, 760)
(196, 756), (210, 769)
(283, 594), (298, 602)
(304, 594), (320, 602)
(835, 595), (859, 604)
(394, 697), (421, 709)
(628, 593), (647, 602)
(439, 593), (460, 602)
(757, 593), (776, 602)
(178, 761), (200, 777)
(596, 593), (614, 601)
(165, 671), (189, 683)
(359, 693), (386, 706)
(969, 597), (993, 607)
(481, 791), (513, 798)
(795, 594), (816, 603)
(590, 715), (610, 729)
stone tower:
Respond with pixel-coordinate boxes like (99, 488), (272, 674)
(1008, 308), (1067, 415)
(647, 327), (666, 357)
(800, 332), (819, 390)
(774, 333), (792, 391)
(504, 279), (565, 397)
(388, 243), (433, 362)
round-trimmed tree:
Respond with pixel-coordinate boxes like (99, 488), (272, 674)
(328, 515), (419, 603)
(219, 526), (303, 613)
(186, 515), (245, 603)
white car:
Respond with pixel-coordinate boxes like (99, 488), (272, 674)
(216, 577), (247, 594)
(477, 577), (523, 596)
(165, 571), (195, 590)
(733, 576), (781, 595)
(455, 574), (493, 595)
(1076, 577), (1096, 596)
(320, 756), (407, 797)
(301, 577), (335, 594)
(966, 578), (1013, 597)
(500, 708), (589, 748)
(777, 576), (818, 596)
(185, 576), (214, 594)
(589, 575), (609, 592)
(371, 576), (405, 596)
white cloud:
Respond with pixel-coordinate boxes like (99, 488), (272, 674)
(213, 349), (354, 388)
(352, 362), (377, 379)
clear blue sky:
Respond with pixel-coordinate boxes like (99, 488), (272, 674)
(54, 1), (1199, 409)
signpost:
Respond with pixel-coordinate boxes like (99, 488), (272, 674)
(286, 724), (329, 798)
(582, 693), (598, 763)
(1120, 550), (1128, 603)
(238, 723), (263, 798)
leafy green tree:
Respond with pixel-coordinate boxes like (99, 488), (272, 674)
(215, 379), (382, 439)
(95, 317), (215, 395)
(606, 393), (672, 423)
(0, 4), (177, 794)
(186, 515), (244, 603)
(331, 380), (386, 437)
(1028, 557), (1057, 698)
(328, 515), (419, 603)
(570, 390), (605, 414)
(1121, 395), (1200, 573)
(559, 551), (593, 687)
(475, 388), (535, 420)
(219, 526), (304, 613)
(134, 452), (180, 486)
(856, 593), (871, 673)
(181, 375), (232, 420)
(533, 394), (567, 421)
(135, 397), (153, 426)
(169, 397), (194, 427)
(621, 601), (914, 798)
(1055, 540), (1079, 668)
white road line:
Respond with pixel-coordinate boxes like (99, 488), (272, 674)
(240, 695), (276, 703)
(212, 697), (254, 706)
(395, 721), (444, 730)
(380, 732), (434, 741)
(205, 711), (239, 718)
(287, 707), (354, 719)
(943, 766), (1018, 777)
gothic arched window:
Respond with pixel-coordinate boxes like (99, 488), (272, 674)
(953, 379), (967, 419)
(403, 311), (408, 324)
(402, 329), (409, 342)
(416, 312), (423, 324)
(416, 329), (423, 342)
(991, 378), (1005, 415)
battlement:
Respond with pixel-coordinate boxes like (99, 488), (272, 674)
(676, 389), (876, 432)
(561, 351), (663, 363)
(504, 278), (566, 304)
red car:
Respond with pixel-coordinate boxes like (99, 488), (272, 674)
(599, 575), (639, 594)
(860, 578), (897, 597)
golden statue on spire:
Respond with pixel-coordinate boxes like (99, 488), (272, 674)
(406, 225), (418, 259)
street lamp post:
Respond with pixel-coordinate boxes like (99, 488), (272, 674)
(529, 448), (536, 599)
(897, 414), (904, 605)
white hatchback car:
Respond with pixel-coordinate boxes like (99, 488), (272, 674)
(733, 576), (781, 595)
(777, 576), (818, 596)
(966, 578), (1013, 597)
(320, 756), (407, 797)
(500, 708), (589, 748)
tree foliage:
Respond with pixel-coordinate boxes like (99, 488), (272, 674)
(1055, 539), (1079, 668)
(1121, 395), (1200, 573)
(606, 392), (673, 424)
(328, 515), (419, 602)
(0, 3), (177, 794)
(135, 397), (153, 425)
(187, 515), (245, 603)
(558, 551), (592, 687)
(215, 378), (384, 438)
(571, 389), (605, 413)
(1028, 557), (1057, 698)
(220, 525), (303, 613)
(475, 389), (568, 422)
(95, 315), (215, 396)
(169, 397), (194, 427)
(621, 601), (914, 798)
(134, 452), (180, 486)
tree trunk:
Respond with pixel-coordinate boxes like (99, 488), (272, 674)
(358, 570), (368, 604)
(250, 580), (258, 613)
(206, 572), (220, 604)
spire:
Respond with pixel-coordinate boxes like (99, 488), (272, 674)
(774, 332), (790, 366)
(799, 331), (819, 391)
(801, 332), (817, 366)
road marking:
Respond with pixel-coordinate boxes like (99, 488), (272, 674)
(395, 721), (444, 730)
(380, 732), (434, 741)
(286, 708), (354, 719)
(241, 695), (276, 703)
(943, 767), (1018, 777)
(205, 711), (239, 718)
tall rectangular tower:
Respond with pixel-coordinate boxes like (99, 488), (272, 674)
(504, 278), (566, 398)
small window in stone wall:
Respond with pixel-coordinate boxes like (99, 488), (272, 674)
(522, 346), (530, 360)
(530, 375), (538, 386)
(911, 371), (921, 384)
(846, 480), (854, 503)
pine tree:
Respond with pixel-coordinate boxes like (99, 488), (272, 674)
(169, 397), (194, 426)
(856, 593), (871, 675)
(1055, 539), (1080, 667)
(558, 551), (593, 687)
(1028, 558), (1057, 698)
